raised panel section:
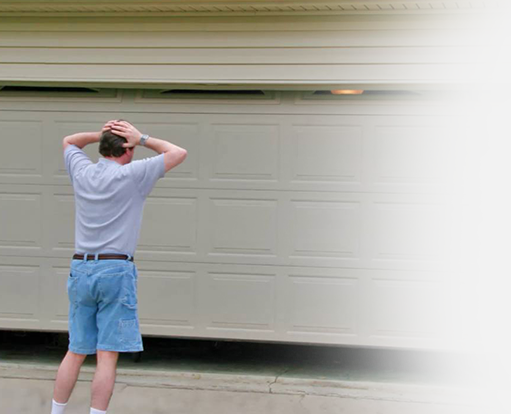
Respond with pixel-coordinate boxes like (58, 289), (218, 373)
(139, 196), (198, 254)
(289, 199), (361, 259)
(290, 124), (362, 183)
(368, 275), (448, 339)
(0, 192), (42, 250)
(369, 201), (450, 263)
(207, 197), (278, 257)
(204, 271), (276, 331)
(138, 269), (196, 327)
(52, 266), (71, 321)
(210, 123), (279, 181)
(372, 125), (451, 185)
(0, 120), (42, 178)
(288, 274), (359, 335)
(50, 193), (75, 253)
(0, 264), (39, 319)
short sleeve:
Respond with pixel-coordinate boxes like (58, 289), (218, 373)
(64, 144), (92, 184)
(127, 153), (165, 198)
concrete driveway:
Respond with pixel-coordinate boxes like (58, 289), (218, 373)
(0, 331), (481, 414)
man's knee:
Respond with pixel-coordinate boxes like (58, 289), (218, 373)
(96, 350), (119, 365)
(68, 350), (88, 361)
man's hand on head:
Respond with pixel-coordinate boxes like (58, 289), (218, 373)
(111, 121), (142, 148)
(101, 120), (117, 133)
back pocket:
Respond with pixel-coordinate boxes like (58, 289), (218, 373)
(98, 271), (132, 305)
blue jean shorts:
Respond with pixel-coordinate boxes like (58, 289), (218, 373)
(67, 256), (143, 354)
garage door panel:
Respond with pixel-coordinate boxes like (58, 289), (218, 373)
(50, 265), (72, 324)
(0, 91), (462, 349)
(0, 119), (43, 183)
(138, 268), (197, 329)
(287, 273), (359, 336)
(367, 273), (451, 342)
(0, 263), (40, 322)
(0, 258), (456, 349)
(138, 195), (199, 256)
(209, 122), (280, 182)
(0, 108), (455, 194)
(130, 188), (452, 271)
(290, 124), (363, 185)
(206, 196), (279, 258)
(0, 186), (44, 254)
(368, 198), (452, 266)
(0, 182), (454, 272)
(49, 192), (75, 256)
(202, 269), (277, 333)
(289, 199), (361, 260)
(368, 119), (455, 187)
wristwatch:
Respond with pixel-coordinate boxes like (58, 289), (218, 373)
(139, 134), (149, 146)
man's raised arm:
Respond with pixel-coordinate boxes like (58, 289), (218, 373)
(111, 120), (187, 174)
(62, 120), (115, 151)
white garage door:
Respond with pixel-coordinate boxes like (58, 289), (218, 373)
(0, 88), (463, 350)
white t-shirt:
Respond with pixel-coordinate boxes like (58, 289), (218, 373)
(64, 144), (165, 256)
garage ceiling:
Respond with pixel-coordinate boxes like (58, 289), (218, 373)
(0, 0), (495, 16)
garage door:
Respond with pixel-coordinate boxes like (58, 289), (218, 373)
(0, 88), (463, 350)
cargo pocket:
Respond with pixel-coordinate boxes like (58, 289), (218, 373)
(120, 273), (138, 310)
(119, 318), (140, 346)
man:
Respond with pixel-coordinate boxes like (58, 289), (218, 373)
(50, 120), (187, 414)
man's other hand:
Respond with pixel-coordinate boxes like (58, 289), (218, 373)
(111, 121), (142, 148)
(101, 120), (117, 133)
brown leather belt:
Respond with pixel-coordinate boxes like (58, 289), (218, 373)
(73, 254), (134, 262)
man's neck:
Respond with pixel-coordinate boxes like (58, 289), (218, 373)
(103, 156), (124, 165)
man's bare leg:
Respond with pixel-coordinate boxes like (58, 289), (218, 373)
(53, 350), (87, 403)
(90, 350), (119, 411)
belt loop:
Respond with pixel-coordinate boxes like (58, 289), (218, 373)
(94, 253), (99, 263)
(83, 253), (88, 263)
(126, 254), (132, 262)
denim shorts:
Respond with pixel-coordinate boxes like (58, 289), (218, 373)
(67, 256), (143, 354)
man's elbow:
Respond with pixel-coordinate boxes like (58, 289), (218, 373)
(174, 148), (187, 162)
(62, 136), (72, 150)
(175, 149), (187, 166)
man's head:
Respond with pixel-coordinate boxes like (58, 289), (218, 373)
(99, 119), (134, 164)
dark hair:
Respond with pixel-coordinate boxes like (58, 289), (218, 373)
(99, 119), (129, 157)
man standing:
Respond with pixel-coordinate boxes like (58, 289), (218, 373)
(50, 120), (187, 414)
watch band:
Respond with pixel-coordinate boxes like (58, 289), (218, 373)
(139, 134), (149, 146)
